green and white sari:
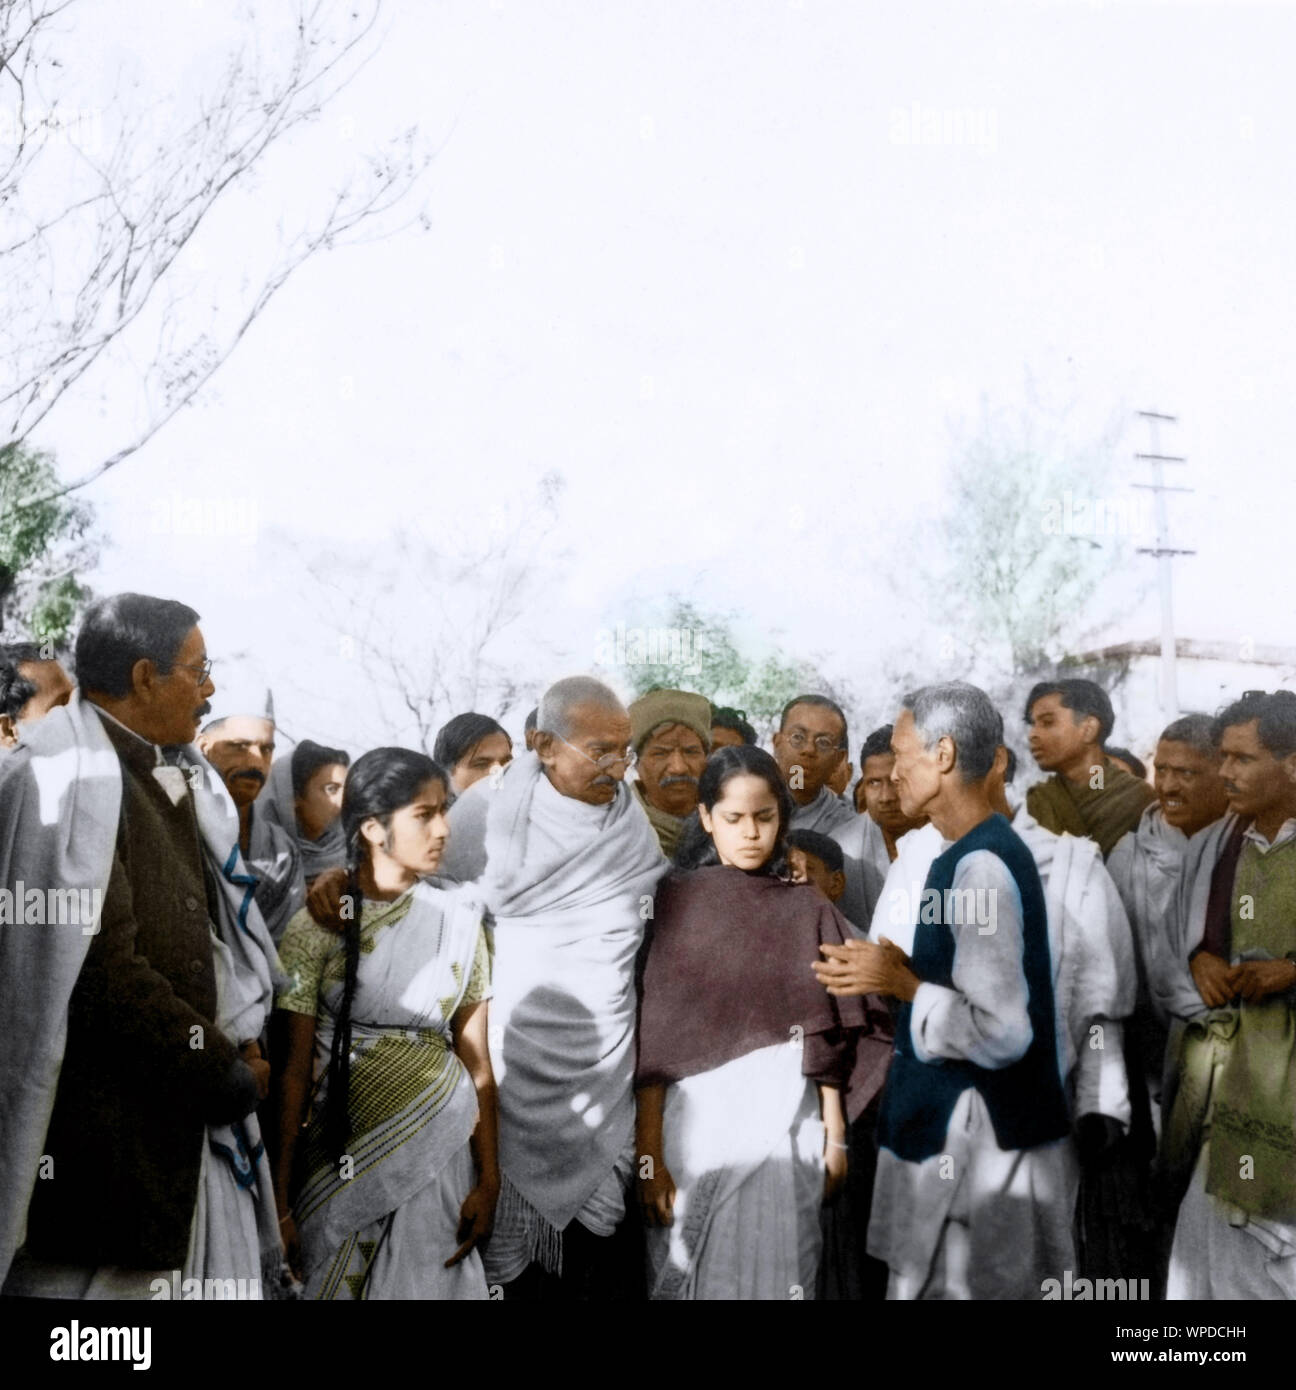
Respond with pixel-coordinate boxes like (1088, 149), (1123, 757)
(277, 880), (491, 1300)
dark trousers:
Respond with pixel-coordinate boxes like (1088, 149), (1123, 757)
(501, 1209), (646, 1301)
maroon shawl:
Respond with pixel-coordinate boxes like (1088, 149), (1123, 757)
(1198, 815), (1251, 961)
(636, 866), (869, 1095)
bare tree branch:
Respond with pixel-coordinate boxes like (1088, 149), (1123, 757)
(2, 0), (434, 511)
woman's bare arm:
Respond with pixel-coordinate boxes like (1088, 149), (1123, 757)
(635, 1083), (676, 1226)
(819, 1083), (847, 1203)
(271, 1011), (317, 1271)
(446, 999), (500, 1267)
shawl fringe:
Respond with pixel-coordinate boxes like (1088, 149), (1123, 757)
(493, 1173), (564, 1277)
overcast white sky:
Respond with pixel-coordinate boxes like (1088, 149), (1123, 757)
(25, 0), (1296, 748)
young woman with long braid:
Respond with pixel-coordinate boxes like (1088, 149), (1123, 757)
(271, 748), (498, 1299)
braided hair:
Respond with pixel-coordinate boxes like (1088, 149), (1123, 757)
(324, 746), (448, 1160)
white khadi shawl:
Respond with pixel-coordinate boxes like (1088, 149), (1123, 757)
(1014, 810), (1135, 1126)
(453, 753), (667, 1276)
(0, 694), (285, 1285)
(0, 693), (120, 1284)
(1108, 804), (1191, 1024)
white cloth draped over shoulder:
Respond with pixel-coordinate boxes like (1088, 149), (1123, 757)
(1156, 813), (1238, 1026)
(1013, 810), (1135, 1127)
(178, 750), (286, 1297)
(1108, 804), (1191, 1025)
(0, 695), (285, 1289)
(258, 756), (346, 881)
(440, 752), (668, 1279)
(0, 693), (120, 1284)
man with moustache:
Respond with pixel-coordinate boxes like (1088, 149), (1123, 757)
(0, 594), (263, 1297)
(628, 688), (711, 858)
(1108, 714), (1230, 1124)
(773, 694), (884, 934)
(1157, 691), (1296, 1299)
(435, 676), (667, 1298)
(198, 689), (304, 944)
(0, 641), (75, 749)
(1025, 679), (1156, 859)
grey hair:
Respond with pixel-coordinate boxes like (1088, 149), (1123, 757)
(1160, 713), (1219, 758)
(537, 676), (625, 739)
(901, 681), (1003, 783)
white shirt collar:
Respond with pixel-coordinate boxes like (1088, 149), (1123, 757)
(1242, 818), (1296, 853)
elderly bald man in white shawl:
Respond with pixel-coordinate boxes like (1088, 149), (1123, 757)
(439, 676), (667, 1293)
(196, 681), (305, 945)
(867, 743), (1136, 1288)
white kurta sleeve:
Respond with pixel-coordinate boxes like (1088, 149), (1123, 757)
(1073, 1017), (1130, 1127)
(909, 850), (1033, 1070)
(1070, 864), (1133, 1127)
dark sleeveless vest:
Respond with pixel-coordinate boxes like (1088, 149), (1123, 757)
(877, 813), (1070, 1162)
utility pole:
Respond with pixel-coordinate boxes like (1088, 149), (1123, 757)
(1133, 411), (1195, 722)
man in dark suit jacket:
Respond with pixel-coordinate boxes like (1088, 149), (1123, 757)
(4, 594), (263, 1296)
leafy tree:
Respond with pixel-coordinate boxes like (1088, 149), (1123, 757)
(914, 393), (1142, 679)
(614, 597), (845, 740)
(0, 442), (97, 640)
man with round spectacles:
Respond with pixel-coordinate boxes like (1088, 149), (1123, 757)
(439, 675), (667, 1302)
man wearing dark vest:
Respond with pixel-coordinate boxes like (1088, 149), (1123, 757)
(814, 681), (1072, 1299)
(0, 593), (262, 1297)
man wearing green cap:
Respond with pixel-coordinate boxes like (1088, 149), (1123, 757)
(628, 688), (712, 858)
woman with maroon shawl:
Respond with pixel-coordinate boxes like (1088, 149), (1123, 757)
(635, 745), (867, 1299)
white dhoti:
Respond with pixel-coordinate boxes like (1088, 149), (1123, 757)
(648, 1042), (824, 1301)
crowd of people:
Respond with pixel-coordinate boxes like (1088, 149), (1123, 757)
(0, 590), (1292, 1301)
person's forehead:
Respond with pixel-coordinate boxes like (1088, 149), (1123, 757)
(862, 752), (895, 777)
(467, 731), (510, 754)
(309, 761), (348, 784)
(1219, 719), (1264, 751)
(646, 722), (702, 746)
(213, 715), (274, 743)
(175, 625), (206, 659)
(568, 702), (629, 737)
(715, 773), (777, 806)
(892, 709), (920, 740)
(405, 776), (448, 807)
(1156, 739), (1213, 767)
(786, 703), (843, 734)
(1030, 694), (1070, 718)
